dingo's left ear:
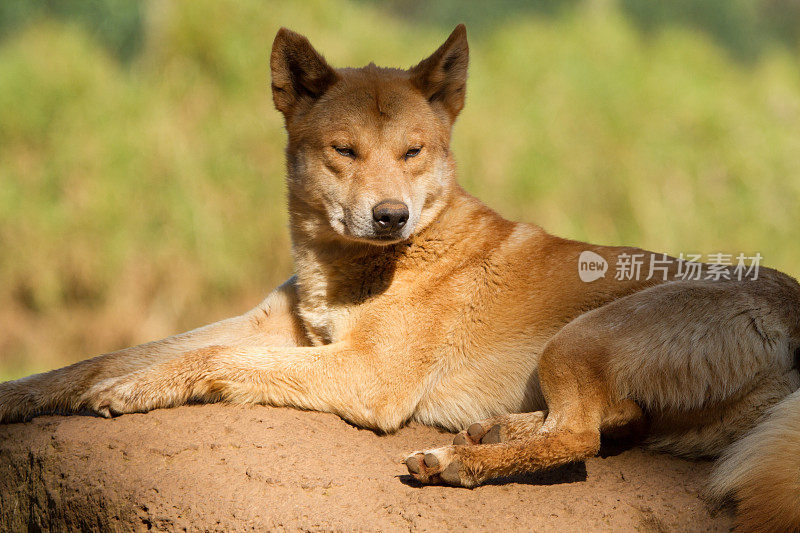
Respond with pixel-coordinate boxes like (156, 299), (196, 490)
(410, 24), (469, 124)
(271, 28), (339, 121)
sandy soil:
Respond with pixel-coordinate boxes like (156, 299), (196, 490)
(0, 403), (733, 531)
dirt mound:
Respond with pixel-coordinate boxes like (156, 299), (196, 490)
(0, 404), (733, 531)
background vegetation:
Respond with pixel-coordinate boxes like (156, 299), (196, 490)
(1, 0), (799, 381)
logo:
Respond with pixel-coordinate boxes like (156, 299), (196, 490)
(578, 251), (608, 282)
(576, 251), (761, 283)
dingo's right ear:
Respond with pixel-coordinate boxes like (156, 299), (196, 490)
(271, 28), (339, 121)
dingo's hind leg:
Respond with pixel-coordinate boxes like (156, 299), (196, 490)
(648, 367), (799, 458)
(405, 276), (800, 487)
(406, 328), (638, 486)
(451, 399), (642, 446)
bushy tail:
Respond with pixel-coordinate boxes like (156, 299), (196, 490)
(708, 388), (800, 532)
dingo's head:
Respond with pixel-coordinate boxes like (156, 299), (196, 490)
(270, 25), (468, 245)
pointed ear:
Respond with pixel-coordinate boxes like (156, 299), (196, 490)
(270, 28), (339, 120)
(409, 24), (469, 124)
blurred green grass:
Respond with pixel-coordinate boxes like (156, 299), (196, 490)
(1, 0), (799, 381)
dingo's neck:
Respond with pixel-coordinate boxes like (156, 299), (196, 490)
(287, 187), (506, 344)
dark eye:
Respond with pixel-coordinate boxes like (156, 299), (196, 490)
(333, 146), (356, 158)
(405, 146), (422, 159)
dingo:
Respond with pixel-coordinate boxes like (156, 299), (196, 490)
(2, 25), (798, 532)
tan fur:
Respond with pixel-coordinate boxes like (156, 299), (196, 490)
(708, 389), (800, 532)
(1, 25), (799, 531)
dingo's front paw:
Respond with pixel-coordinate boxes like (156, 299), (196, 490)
(404, 446), (476, 487)
(81, 375), (148, 418)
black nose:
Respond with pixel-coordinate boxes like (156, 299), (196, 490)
(372, 199), (409, 233)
